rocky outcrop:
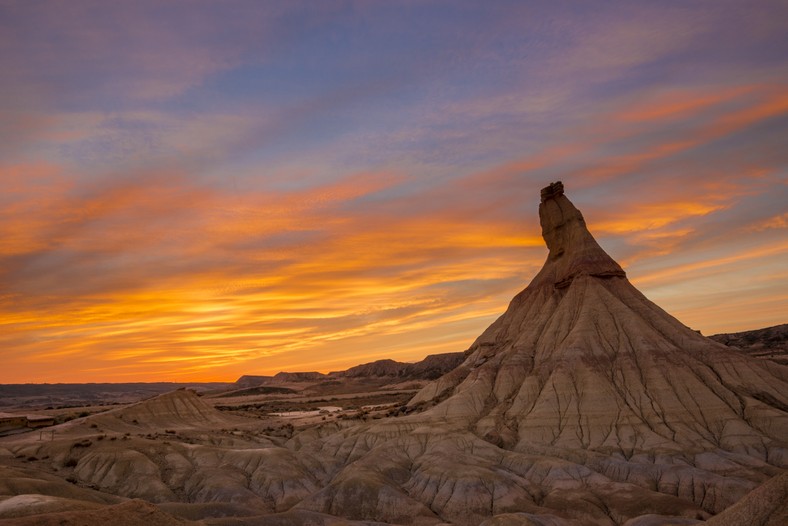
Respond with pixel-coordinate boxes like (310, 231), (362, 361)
(234, 352), (466, 387)
(710, 324), (788, 366)
(332, 353), (466, 380)
(333, 359), (408, 378)
(271, 372), (327, 383)
(235, 375), (273, 388)
(403, 352), (466, 380)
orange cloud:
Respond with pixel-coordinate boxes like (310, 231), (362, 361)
(631, 241), (788, 288)
(593, 201), (725, 235)
(557, 83), (788, 188)
(615, 85), (757, 123)
(2, 82), (786, 383)
(0, 165), (544, 382)
(748, 213), (788, 232)
(1, 152), (783, 382)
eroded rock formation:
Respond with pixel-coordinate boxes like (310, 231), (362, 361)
(294, 182), (788, 524)
(1, 183), (786, 525)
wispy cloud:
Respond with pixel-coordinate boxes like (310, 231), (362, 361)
(0, 163), (541, 381)
(1, 1), (786, 382)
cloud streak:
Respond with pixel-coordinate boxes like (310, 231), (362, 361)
(1, 1), (786, 382)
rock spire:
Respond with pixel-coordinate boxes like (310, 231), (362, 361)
(535, 181), (626, 289)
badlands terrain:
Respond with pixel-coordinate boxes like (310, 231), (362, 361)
(1, 182), (786, 525)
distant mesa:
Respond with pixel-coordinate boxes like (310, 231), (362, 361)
(333, 359), (406, 378)
(234, 375), (273, 389)
(710, 323), (788, 366)
(234, 352), (466, 388)
(272, 371), (325, 383)
(332, 352), (466, 380)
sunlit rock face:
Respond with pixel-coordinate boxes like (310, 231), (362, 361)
(1, 183), (786, 526)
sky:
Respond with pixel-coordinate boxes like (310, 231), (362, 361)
(1, 1), (786, 383)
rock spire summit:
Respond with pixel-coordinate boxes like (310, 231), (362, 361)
(534, 181), (625, 288)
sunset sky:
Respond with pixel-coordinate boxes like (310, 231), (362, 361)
(2, 1), (786, 383)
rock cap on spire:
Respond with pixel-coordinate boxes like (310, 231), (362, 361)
(540, 181), (564, 203)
